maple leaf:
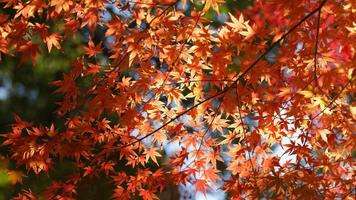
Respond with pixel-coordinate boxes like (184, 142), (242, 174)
(18, 41), (41, 64)
(52, 74), (77, 94)
(203, 168), (221, 185)
(226, 13), (255, 39)
(101, 161), (115, 175)
(239, 22), (255, 40)
(226, 13), (245, 32)
(139, 189), (159, 200)
(346, 22), (356, 37)
(44, 32), (62, 53)
(318, 129), (330, 142)
(83, 39), (102, 57)
(194, 179), (211, 197)
(278, 87), (292, 98)
(203, 0), (224, 14)
(0, 38), (12, 58)
(45, 123), (56, 137)
(113, 186), (130, 199)
(297, 90), (314, 98)
(227, 159), (242, 175)
(144, 147), (162, 165)
(13, 189), (36, 200)
(311, 96), (327, 110)
(85, 63), (102, 75)
(184, 135), (198, 148)
(211, 114), (229, 133)
(28, 159), (49, 174)
(1, 0), (355, 198)
(83, 166), (96, 177)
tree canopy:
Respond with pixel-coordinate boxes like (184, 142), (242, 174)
(0, 0), (355, 199)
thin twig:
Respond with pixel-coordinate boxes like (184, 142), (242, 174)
(140, 13), (202, 108)
(181, 94), (225, 171)
(111, 4), (175, 72)
(163, 79), (235, 86)
(311, 78), (353, 121)
(236, 84), (247, 139)
(314, 9), (322, 85)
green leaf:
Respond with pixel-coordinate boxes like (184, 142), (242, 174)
(227, 56), (241, 73)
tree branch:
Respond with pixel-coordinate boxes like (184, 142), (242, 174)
(311, 78), (353, 121)
(314, 9), (322, 85)
(118, 0), (328, 149)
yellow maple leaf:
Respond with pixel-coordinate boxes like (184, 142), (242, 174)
(202, 0), (224, 14)
(45, 32), (61, 53)
(239, 22), (255, 40)
(319, 129), (330, 142)
(278, 87), (292, 97)
(311, 96), (326, 110)
(297, 90), (314, 98)
(226, 13), (245, 31)
(346, 22), (356, 37)
(350, 106), (356, 119)
(144, 147), (162, 165)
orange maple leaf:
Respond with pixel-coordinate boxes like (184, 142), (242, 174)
(44, 32), (62, 53)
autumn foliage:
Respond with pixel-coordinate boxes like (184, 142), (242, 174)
(1, 0), (355, 199)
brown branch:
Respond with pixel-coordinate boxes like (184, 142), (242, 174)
(273, 71), (323, 122)
(118, 0), (328, 149)
(314, 9), (322, 85)
(182, 94), (225, 171)
(110, 4), (175, 72)
(236, 84), (247, 138)
(163, 79), (235, 86)
(131, 1), (176, 7)
(311, 78), (353, 121)
(140, 13), (202, 108)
